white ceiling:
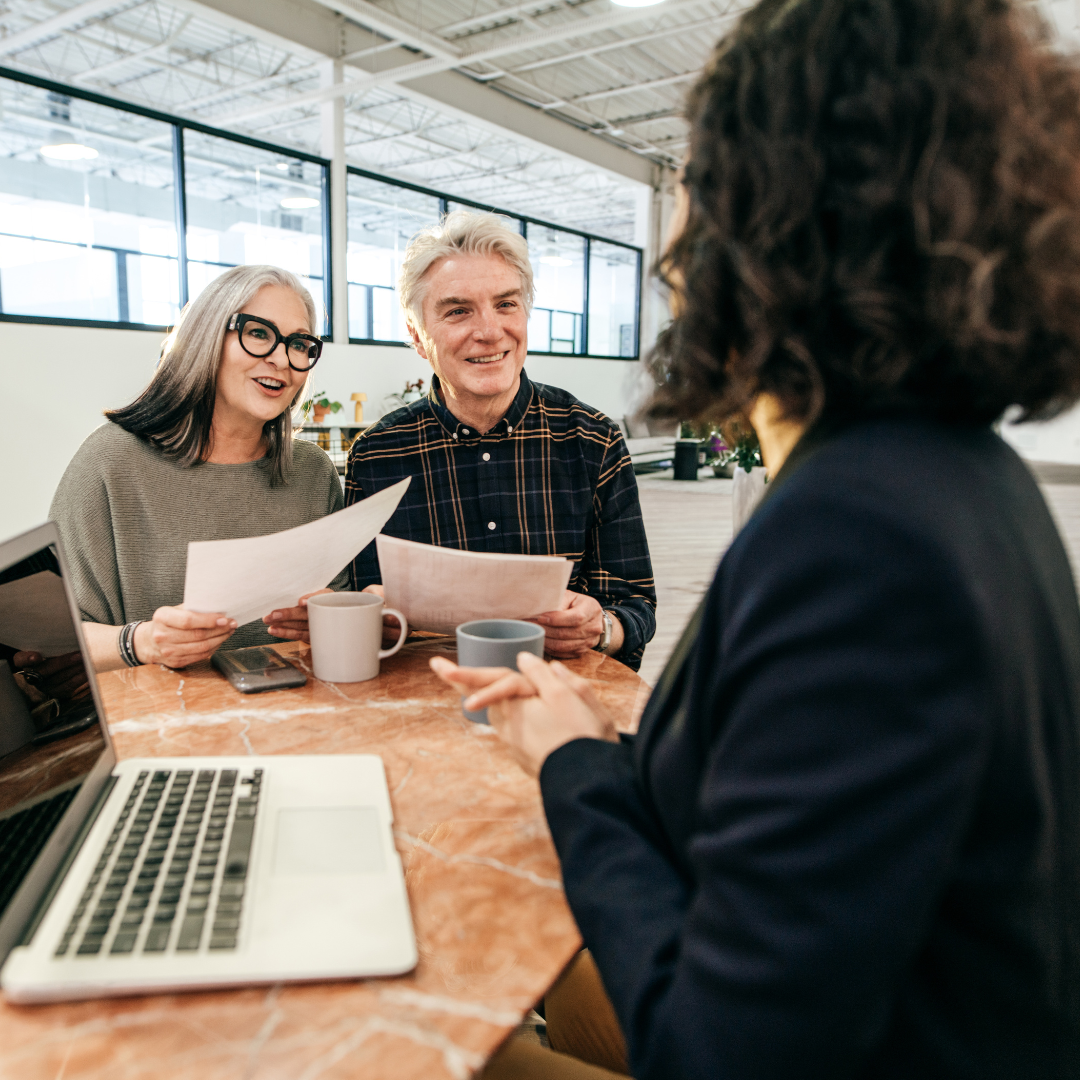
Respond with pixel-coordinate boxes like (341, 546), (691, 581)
(0, 0), (1071, 243)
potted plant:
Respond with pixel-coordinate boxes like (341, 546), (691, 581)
(384, 377), (426, 412)
(303, 391), (343, 425)
(708, 434), (735, 477)
(727, 429), (767, 534)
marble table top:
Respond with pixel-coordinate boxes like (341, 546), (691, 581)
(0, 639), (650, 1080)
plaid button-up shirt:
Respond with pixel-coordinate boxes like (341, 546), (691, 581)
(344, 372), (656, 670)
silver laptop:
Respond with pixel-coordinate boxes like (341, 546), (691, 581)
(0, 522), (416, 1003)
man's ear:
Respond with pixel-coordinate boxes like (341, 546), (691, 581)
(407, 320), (430, 361)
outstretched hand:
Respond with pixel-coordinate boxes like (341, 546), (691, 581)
(430, 652), (619, 777)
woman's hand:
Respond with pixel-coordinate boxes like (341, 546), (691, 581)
(12, 650), (91, 704)
(430, 653), (619, 777)
(134, 607), (237, 668)
(263, 589), (332, 641)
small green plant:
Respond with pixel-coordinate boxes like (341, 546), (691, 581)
(731, 435), (763, 471)
(302, 391), (343, 419)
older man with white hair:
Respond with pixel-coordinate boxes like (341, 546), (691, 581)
(344, 211), (656, 670)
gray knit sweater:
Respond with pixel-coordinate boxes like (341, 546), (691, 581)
(50, 423), (346, 650)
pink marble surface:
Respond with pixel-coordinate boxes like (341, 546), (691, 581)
(0, 639), (650, 1079)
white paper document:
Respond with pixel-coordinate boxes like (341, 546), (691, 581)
(377, 535), (573, 634)
(0, 572), (81, 656)
(183, 478), (410, 626)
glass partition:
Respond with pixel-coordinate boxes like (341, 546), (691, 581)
(182, 131), (327, 331)
(588, 240), (639, 358)
(527, 225), (585, 354)
(346, 174), (441, 342)
(0, 70), (642, 356)
(0, 77), (179, 325)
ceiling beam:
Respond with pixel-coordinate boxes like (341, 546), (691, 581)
(508, 10), (741, 76)
(187, 0), (664, 185)
(543, 70), (698, 109)
(72, 14), (192, 82)
(0, 0), (139, 57)
(211, 0), (735, 125)
(305, 0), (461, 62)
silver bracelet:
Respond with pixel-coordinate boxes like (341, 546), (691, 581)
(117, 621), (143, 667)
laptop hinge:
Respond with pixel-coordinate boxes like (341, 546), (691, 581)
(17, 775), (117, 947)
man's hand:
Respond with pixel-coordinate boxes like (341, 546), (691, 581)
(530, 591), (623, 658)
(134, 608), (237, 669)
(430, 653), (618, 776)
(263, 589), (333, 641)
(362, 584), (405, 645)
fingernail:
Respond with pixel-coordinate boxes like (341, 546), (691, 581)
(216, 618), (229, 626)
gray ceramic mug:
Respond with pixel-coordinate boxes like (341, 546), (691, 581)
(455, 619), (546, 724)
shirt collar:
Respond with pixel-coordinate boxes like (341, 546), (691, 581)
(427, 371), (534, 440)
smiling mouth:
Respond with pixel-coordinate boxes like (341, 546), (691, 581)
(463, 352), (507, 365)
(254, 376), (286, 391)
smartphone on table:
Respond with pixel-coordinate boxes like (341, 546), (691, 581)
(211, 647), (307, 694)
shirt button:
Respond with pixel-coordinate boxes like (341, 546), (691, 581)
(487, 521), (496, 531)
(482, 453), (490, 462)
(452, 433), (458, 440)
(506, 425), (513, 434)
(461, 428), (470, 435)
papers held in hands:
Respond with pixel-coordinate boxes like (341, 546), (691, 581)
(183, 478), (411, 627)
(377, 535), (573, 634)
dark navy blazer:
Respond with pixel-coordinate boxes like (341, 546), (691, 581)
(540, 418), (1080, 1079)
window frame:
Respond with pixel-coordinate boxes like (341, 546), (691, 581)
(345, 166), (642, 359)
(0, 65), (643, 360)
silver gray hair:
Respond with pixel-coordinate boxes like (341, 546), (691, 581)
(106, 264), (316, 486)
(398, 210), (535, 335)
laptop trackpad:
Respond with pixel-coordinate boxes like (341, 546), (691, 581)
(273, 807), (384, 876)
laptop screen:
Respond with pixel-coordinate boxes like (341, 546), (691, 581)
(0, 542), (108, 923)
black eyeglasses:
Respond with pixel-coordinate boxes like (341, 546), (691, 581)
(228, 313), (322, 371)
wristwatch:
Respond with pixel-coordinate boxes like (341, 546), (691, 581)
(595, 609), (615, 655)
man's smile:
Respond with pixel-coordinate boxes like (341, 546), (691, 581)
(463, 352), (508, 365)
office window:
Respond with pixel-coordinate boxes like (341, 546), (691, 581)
(528, 226), (585, 355)
(346, 174), (441, 342)
(182, 131), (327, 330)
(0, 77), (179, 325)
(588, 241), (639, 358)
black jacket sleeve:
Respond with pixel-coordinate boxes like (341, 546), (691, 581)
(540, 492), (989, 1080)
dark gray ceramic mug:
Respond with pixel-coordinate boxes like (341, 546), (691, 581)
(455, 619), (546, 724)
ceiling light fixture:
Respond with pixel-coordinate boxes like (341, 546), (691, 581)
(609, 0), (666, 8)
(279, 197), (319, 209)
(40, 142), (98, 160)
(539, 255), (573, 266)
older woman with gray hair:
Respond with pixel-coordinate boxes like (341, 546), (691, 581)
(48, 264), (345, 672)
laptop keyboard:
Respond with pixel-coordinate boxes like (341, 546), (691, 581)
(54, 766), (262, 959)
(0, 786), (81, 922)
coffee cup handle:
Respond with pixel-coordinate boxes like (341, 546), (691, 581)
(379, 609), (409, 659)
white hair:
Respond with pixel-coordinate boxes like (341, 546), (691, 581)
(398, 210), (535, 334)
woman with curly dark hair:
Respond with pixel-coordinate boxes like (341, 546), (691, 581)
(436, 1), (1080, 1077)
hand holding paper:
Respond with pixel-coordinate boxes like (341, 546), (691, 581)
(183, 478), (410, 626)
(376, 535), (573, 634)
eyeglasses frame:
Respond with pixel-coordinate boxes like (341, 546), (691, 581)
(228, 312), (323, 371)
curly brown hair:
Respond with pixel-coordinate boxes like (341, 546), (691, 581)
(650, 0), (1080, 428)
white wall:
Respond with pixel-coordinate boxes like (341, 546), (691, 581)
(1001, 403), (1080, 465)
(0, 321), (645, 540)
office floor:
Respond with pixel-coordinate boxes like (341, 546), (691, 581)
(635, 463), (1080, 688)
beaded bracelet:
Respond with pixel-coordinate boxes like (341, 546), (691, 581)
(117, 621), (143, 667)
